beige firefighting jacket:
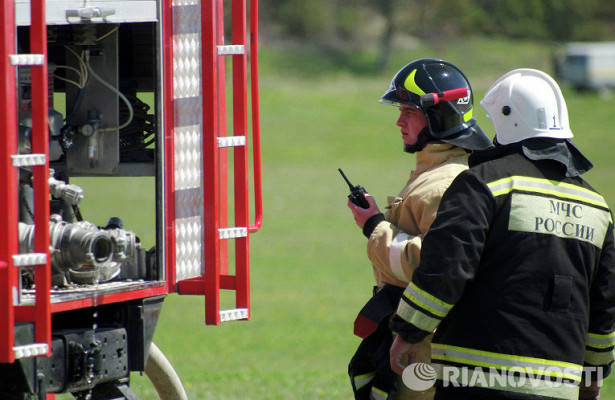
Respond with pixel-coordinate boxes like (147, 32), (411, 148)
(367, 143), (469, 287)
(367, 143), (469, 400)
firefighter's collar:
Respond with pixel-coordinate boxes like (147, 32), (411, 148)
(469, 138), (593, 177)
(414, 143), (467, 175)
(520, 138), (593, 177)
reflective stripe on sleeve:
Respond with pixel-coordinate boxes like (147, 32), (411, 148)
(586, 331), (615, 349)
(402, 282), (453, 318)
(584, 332), (615, 365)
(352, 371), (375, 391)
(371, 386), (389, 400)
(395, 282), (450, 332)
(396, 298), (442, 333)
(584, 348), (615, 366)
(389, 232), (410, 282)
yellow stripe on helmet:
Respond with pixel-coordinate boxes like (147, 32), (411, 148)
(404, 69), (426, 96)
(463, 108), (473, 122)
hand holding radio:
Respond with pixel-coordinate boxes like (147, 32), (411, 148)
(340, 168), (382, 232)
(338, 168), (370, 209)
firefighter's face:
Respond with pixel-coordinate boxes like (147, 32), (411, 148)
(397, 106), (427, 146)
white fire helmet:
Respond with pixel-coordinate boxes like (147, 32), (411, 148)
(480, 69), (573, 145)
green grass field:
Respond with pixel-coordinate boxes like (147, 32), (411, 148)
(67, 37), (615, 399)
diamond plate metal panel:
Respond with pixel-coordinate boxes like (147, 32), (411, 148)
(173, 0), (205, 282)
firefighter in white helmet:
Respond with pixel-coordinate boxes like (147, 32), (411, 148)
(389, 68), (615, 400)
(346, 59), (492, 400)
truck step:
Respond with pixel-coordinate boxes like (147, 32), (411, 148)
(217, 135), (246, 148)
(11, 154), (46, 167)
(13, 253), (47, 267)
(217, 45), (244, 55)
(9, 54), (44, 66)
(219, 308), (248, 322)
(218, 227), (248, 239)
(13, 343), (48, 359)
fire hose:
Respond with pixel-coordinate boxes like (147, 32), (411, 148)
(145, 342), (188, 400)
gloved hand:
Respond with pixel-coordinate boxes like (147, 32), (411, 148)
(578, 380), (600, 400)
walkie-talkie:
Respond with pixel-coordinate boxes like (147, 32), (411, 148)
(338, 168), (370, 209)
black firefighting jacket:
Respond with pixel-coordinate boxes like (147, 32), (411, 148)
(390, 140), (615, 400)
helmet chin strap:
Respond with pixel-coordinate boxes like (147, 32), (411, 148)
(403, 128), (432, 154)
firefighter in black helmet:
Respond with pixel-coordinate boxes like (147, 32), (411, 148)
(379, 58), (491, 153)
(346, 59), (491, 400)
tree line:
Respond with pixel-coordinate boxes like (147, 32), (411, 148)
(259, 0), (615, 71)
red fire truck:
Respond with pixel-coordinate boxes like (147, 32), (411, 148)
(0, 0), (262, 398)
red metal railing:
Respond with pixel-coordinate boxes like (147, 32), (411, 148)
(176, 0), (262, 325)
(163, 0), (177, 293)
(200, 0), (223, 324)
(249, 0), (263, 234)
(0, 0), (20, 364)
(28, 0), (52, 353)
(0, 0), (52, 364)
(230, 0), (250, 323)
